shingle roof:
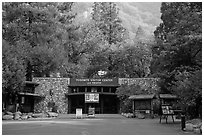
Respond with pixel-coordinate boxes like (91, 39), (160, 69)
(159, 94), (178, 99)
(24, 81), (39, 86)
(129, 94), (155, 100)
(18, 92), (43, 97)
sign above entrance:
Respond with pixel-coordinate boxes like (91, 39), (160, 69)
(69, 78), (119, 86)
(85, 93), (99, 103)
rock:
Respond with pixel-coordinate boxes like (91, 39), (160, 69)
(42, 113), (48, 118)
(32, 113), (43, 118)
(5, 111), (13, 116)
(186, 119), (202, 132)
(3, 115), (14, 120)
(127, 113), (134, 118)
(21, 115), (28, 120)
(186, 123), (194, 131)
(136, 113), (145, 119)
(194, 128), (201, 134)
(186, 119), (202, 125)
(47, 112), (58, 117)
(27, 113), (33, 118)
(14, 113), (21, 120)
(15, 111), (22, 116)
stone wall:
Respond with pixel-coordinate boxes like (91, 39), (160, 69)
(33, 77), (70, 114)
(32, 77), (159, 114)
(119, 78), (159, 93)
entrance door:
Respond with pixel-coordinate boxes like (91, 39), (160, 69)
(102, 95), (119, 114)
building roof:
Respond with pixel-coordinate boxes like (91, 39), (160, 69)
(129, 94), (155, 100)
(18, 92), (44, 97)
(159, 94), (178, 99)
(24, 81), (39, 86)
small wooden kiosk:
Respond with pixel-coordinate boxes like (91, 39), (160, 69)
(129, 94), (156, 117)
(159, 94), (178, 105)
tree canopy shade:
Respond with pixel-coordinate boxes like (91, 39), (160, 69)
(151, 2), (202, 118)
(2, 40), (26, 94)
(152, 2), (202, 72)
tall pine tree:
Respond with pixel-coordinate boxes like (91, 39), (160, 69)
(91, 2), (126, 44)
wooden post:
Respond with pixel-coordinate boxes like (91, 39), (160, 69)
(150, 100), (153, 115)
(85, 103), (87, 114)
(101, 96), (104, 114)
(68, 97), (71, 114)
(133, 100), (135, 117)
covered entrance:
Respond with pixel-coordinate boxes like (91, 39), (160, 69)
(67, 78), (120, 114)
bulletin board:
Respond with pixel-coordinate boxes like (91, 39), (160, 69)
(161, 105), (174, 115)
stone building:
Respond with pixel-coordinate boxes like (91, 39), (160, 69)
(31, 77), (159, 114)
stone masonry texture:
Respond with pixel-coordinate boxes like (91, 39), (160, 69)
(32, 77), (158, 114)
(33, 77), (70, 114)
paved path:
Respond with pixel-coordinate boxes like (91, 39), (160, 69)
(2, 114), (195, 135)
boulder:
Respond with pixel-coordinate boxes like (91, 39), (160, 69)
(136, 113), (145, 119)
(124, 113), (128, 117)
(186, 119), (202, 132)
(14, 113), (21, 120)
(127, 113), (134, 118)
(185, 123), (194, 131)
(42, 113), (48, 118)
(32, 113), (43, 118)
(5, 111), (13, 116)
(15, 111), (22, 116)
(3, 115), (14, 120)
(47, 112), (58, 117)
(27, 113), (33, 118)
(21, 115), (28, 120)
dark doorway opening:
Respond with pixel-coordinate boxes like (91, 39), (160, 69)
(68, 94), (119, 114)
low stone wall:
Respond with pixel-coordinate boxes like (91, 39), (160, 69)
(33, 77), (70, 114)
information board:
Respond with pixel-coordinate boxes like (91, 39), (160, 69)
(70, 78), (119, 86)
(85, 93), (99, 103)
(161, 105), (174, 115)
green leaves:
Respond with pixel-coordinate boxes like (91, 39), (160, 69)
(152, 2), (202, 118)
(2, 40), (26, 94)
(92, 2), (126, 45)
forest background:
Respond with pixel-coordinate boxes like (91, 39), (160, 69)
(2, 2), (202, 118)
